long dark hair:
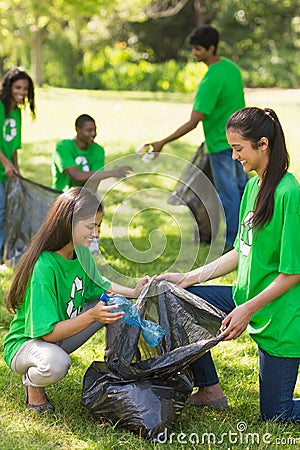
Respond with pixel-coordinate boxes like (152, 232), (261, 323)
(6, 187), (103, 313)
(227, 107), (289, 229)
(0, 67), (35, 118)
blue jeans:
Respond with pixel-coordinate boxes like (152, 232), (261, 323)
(0, 182), (5, 259)
(259, 347), (300, 422)
(187, 284), (300, 422)
(208, 149), (248, 246)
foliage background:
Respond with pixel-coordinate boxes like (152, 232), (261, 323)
(0, 0), (299, 90)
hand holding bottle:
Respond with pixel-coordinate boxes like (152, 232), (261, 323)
(101, 293), (165, 347)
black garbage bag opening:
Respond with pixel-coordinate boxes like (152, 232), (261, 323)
(3, 176), (61, 266)
(168, 143), (221, 244)
(82, 279), (226, 441)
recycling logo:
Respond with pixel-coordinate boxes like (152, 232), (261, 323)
(75, 155), (90, 172)
(66, 276), (84, 318)
(240, 211), (253, 257)
(3, 118), (17, 142)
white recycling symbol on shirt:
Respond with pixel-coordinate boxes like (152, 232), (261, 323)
(3, 118), (17, 142)
(66, 276), (84, 318)
(240, 211), (253, 257)
(75, 156), (90, 172)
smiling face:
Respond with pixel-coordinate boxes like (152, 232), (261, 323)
(73, 211), (102, 248)
(75, 120), (97, 150)
(226, 129), (270, 180)
(10, 78), (29, 108)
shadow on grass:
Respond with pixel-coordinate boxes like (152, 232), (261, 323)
(82, 87), (195, 105)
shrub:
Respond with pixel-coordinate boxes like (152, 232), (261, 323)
(74, 46), (207, 92)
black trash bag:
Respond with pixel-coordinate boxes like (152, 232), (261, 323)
(83, 361), (192, 441)
(82, 279), (226, 440)
(168, 143), (221, 244)
(3, 176), (61, 266)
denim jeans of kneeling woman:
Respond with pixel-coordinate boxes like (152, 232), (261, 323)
(187, 284), (300, 422)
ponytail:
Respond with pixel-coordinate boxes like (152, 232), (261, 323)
(227, 107), (289, 229)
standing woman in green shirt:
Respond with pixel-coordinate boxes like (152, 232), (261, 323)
(0, 68), (35, 261)
(3, 187), (149, 413)
(157, 107), (300, 422)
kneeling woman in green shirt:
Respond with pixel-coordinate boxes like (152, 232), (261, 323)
(157, 106), (300, 422)
(4, 187), (149, 413)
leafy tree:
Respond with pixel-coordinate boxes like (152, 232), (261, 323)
(116, 0), (300, 86)
(214, 0), (300, 87)
(0, 0), (117, 85)
(0, 0), (299, 88)
(115, 0), (220, 62)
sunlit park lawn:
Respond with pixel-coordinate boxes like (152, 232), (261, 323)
(0, 87), (299, 449)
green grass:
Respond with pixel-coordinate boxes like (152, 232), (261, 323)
(0, 87), (299, 449)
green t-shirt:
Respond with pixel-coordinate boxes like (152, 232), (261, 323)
(0, 101), (22, 183)
(3, 246), (111, 367)
(233, 173), (300, 357)
(193, 57), (245, 154)
(52, 139), (105, 191)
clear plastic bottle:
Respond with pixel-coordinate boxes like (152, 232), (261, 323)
(136, 144), (156, 163)
(101, 293), (165, 347)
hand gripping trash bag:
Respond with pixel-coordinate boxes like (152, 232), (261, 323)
(168, 143), (222, 244)
(3, 176), (60, 266)
(82, 278), (226, 441)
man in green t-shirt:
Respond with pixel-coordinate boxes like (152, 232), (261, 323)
(149, 25), (248, 249)
(52, 114), (132, 192)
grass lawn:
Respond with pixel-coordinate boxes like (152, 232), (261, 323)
(0, 87), (299, 449)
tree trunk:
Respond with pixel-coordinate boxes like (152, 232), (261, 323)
(193, 0), (218, 26)
(30, 28), (43, 86)
(193, 0), (204, 26)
